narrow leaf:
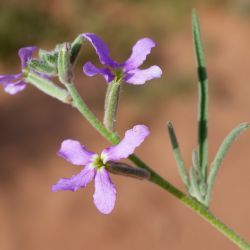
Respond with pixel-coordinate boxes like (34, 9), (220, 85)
(189, 167), (204, 203)
(167, 122), (189, 189)
(205, 122), (250, 205)
(192, 9), (209, 177)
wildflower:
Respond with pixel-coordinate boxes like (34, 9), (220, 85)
(52, 125), (149, 214)
(82, 33), (162, 84)
(0, 46), (37, 94)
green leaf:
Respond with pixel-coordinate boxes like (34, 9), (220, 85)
(205, 122), (250, 205)
(189, 167), (204, 203)
(167, 122), (189, 189)
(192, 9), (209, 177)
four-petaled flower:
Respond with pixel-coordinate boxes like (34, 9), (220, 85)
(52, 125), (149, 214)
(0, 46), (37, 94)
(82, 33), (162, 85)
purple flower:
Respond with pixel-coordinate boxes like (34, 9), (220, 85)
(0, 46), (37, 94)
(52, 125), (149, 214)
(82, 33), (162, 85)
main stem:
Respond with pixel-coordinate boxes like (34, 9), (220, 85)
(65, 81), (250, 250)
(130, 154), (250, 250)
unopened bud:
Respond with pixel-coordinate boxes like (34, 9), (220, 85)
(70, 35), (83, 64)
(39, 49), (58, 68)
(28, 59), (57, 77)
(57, 43), (72, 84)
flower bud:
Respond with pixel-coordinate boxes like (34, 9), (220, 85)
(39, 49), (58, 68)
(28, 59), (57, 77)
(70, 35), (83, 64)
(57, 43), (73, 84)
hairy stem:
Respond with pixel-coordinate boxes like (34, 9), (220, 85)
(65, 81), (120, 143)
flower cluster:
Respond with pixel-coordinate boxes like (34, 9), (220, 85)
(0, 33), (161, 215)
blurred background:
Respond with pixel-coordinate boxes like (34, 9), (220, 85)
(0, 0), (250, 249)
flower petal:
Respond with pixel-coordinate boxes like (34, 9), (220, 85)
(0, 73), (22, 83)
(83, 62), (115, 83)
(82, 33), (118, 67)
(52, 165), (96, 192)
(93, 168), (116, 214)
(18, 46), (37, 69)
(3, 80), (26, 95)
(102, 125), (150, 162)
(123, 38), (156, 71)
(125, 66), (162, 85)
(58, 139), (96, 166)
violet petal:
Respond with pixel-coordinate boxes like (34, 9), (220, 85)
(93, 168), (116, 214)
(83, 62), (115, 83)
(58, 139), (96, 166)
(52, 165), (96, 192)
(18, 46), (37, 69)
(82, 33), (118, 68)
(102, 125), (150, 162)
(0, 73), (22, 83)
(125, 66), (162, 85)
(4, 80), (26, 95)
(123, 38), (156, 71)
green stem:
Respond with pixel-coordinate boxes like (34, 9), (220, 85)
(151, 172), (250, 250)
(103, 80), (121, 131)
(64, 81), (250, 249)
(129, 154), (250, 250)
(65, 81), (120, 144)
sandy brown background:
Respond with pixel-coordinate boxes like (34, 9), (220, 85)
(0, 0), (250, 249)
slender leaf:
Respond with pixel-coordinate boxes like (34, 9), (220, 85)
(205, 122), (250, 205)
(189, 167), (204, 203)
(167, 122), (189, 189)
(192, 9), (209, 177)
